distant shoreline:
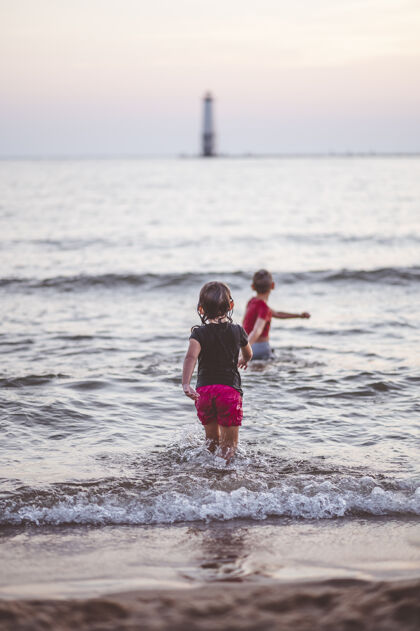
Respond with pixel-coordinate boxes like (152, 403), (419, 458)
(1, 152), (420, 161)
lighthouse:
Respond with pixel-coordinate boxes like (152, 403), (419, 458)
(202, 92), (215, 157)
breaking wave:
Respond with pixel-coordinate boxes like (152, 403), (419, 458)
(1, 446), (419, 527)
(1, 266), (419, 292)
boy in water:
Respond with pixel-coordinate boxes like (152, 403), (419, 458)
(243, 269), (310, 359)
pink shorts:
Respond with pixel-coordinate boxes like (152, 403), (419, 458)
(195, 384), (243, 427)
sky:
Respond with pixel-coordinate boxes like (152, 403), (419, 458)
(1, 0), (419, 156)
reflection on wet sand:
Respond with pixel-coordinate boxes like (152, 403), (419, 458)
(187, 523), (252, 582)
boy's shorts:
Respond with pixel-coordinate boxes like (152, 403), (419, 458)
(251, 341), (272, 360)
(195, 384), (243, 427)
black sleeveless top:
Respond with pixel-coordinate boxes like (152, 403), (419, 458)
(189, 323), (248, 395)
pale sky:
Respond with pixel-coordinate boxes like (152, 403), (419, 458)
(1, 0), (419, 155)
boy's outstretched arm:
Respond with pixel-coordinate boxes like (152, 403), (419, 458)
(182, 339), (201, 400)
(272, 310), (310, 319)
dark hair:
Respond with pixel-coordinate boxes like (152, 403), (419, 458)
(252, 269), (273, 293)
(197, 281), (233, 324)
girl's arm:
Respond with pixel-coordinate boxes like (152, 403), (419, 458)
(238, 343), (253, 369)
(182, 338), (201, 400)
(272, 310), (310, 319)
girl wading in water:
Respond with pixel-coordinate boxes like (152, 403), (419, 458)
(182, 282), (252, 461)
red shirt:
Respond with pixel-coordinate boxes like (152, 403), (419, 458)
(243, 298), (272, 339)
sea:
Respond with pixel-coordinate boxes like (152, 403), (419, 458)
(1, 157), (419, 597)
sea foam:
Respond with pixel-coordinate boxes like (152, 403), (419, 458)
(2, 474), (419, 527)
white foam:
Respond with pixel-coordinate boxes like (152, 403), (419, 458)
(3, 479), (419, 526)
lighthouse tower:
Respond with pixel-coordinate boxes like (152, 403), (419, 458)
(202, 92), (215, 157)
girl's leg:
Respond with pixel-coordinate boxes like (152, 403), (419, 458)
(219, 426), (239, 462)
(204, 419), (220, 453)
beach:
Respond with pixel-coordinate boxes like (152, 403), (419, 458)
(1, 578), (419, 630)
(1, 518), (420, 629)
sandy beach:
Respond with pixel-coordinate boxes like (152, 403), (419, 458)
(1, 578), (419, 631)
(1, 518), (419, 629)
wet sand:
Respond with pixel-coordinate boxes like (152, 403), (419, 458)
(1, 578), (419, 630)
(1, 519), (419, 629)
(2, 519), (420, 598)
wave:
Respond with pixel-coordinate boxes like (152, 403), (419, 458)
(0, 272), (219, 291)
(1, 450), (419, 527)
(1, 266), (419, 292)
(2, 482), (418, 527)
(0, 373), (67, 388)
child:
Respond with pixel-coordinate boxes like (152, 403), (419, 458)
(182, 281), (253, 460)
(243, 269), (310, 360)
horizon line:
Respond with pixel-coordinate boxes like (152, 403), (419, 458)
(1, 151), (420, 161)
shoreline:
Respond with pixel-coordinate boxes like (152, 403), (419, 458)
(1, 152), (420, 160)
(1, 577), (419, 631)
(2, 517), (420, 601)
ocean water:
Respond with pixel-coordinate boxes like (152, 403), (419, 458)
(1, 157), (419, 594)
